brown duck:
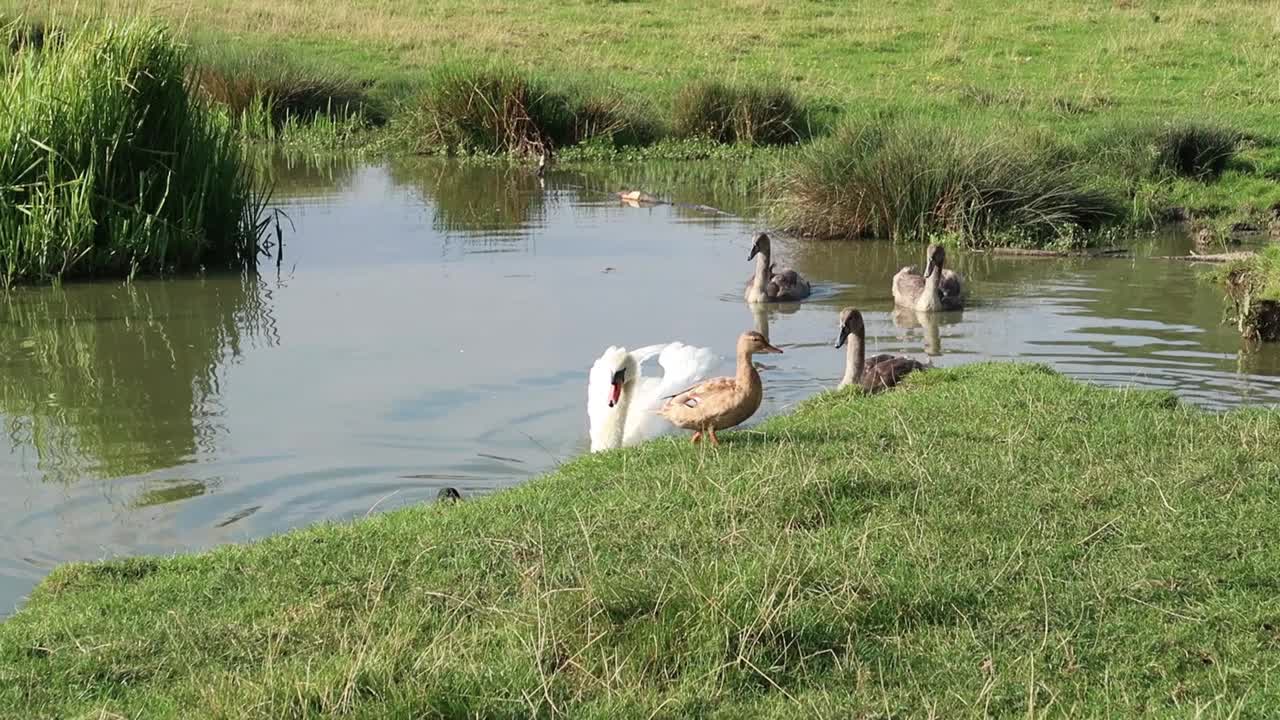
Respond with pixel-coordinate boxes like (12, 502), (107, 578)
(836, 308), (927, 392)
(658, 331), (782, 444)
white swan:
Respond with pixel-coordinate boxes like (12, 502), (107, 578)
(587, 342), (719, 452)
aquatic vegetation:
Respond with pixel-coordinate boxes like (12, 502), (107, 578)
(0, 20), (270, 285)
(771, 119), (1117, 246)
(671, 80), (811, 146)
(3, 363), (1279, 715)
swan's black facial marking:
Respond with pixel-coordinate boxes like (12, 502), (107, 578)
(748, 232), (770, 261)
(608, 368), (626, 407)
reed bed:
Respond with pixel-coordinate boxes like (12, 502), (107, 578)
(0, 20), (269, 286)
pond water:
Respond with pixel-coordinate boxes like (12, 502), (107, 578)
(2, 158), (1279, 614)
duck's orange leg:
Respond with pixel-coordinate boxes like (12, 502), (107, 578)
(691, 431), (702, 444)
(708, 428), (720, 446)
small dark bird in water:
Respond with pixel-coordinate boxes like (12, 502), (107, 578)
(437, 487), (463, 503)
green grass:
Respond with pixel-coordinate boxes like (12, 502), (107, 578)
(0, 19), (269, 285)
(6, 1), (1280, 240)
(3, 363), (1279, 717)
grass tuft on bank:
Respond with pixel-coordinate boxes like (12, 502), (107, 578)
(2, 363), (1279, 717)
(771, 119), (1118, 246)
(398, 65), (656, 156)
(193, 46), (384, 145)
(671, 80), (812, 146)
(0, 19), (268, 286)
(1213, 245), (1280, 342)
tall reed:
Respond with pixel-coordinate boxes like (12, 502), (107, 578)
(0, 20), (269, 286)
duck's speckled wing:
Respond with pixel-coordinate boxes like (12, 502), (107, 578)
(660, 376), (738, 427)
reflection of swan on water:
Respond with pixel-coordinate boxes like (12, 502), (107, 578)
(892, 303), (965, 357)
(836, 308), (928, 392)
(587, 342), (719, 452)
(892, 243), (964, 312)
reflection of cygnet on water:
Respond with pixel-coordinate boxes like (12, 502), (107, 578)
(745, 300), (801, 343)
(893, 304), (966, 357)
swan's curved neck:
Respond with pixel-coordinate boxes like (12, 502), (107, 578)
(751, 250), (771, 292)
(840, 333), (865, 388)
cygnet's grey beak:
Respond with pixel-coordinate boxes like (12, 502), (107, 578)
(835, 326), (849, 349)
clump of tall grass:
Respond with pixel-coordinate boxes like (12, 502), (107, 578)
(0, 20), (269, 286)
(402, 65), (654, 156)
(193, 48), (382, 140)
(1085, 121), (1243, 180)
(4, 16), (62, 54)
(671, 80), (809, 146)
(772, 119), (1117, 246)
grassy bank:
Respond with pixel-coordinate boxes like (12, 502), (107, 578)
(1215, 246), (1280, 342)
(3, 363), (1279, 717)
(0, 19), (269, 285)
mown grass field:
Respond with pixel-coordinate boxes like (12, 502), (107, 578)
(8, 0), (1279, 235)
(2, 364), (1279, 718)
(10, 0), (1276, 129)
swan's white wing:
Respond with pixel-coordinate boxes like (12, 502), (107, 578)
(629, 344), (667, 365)
(623, 342), (720, 445)
(587, 346), (626, 451)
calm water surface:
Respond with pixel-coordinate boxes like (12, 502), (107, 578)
(2, 158), (1278, 614)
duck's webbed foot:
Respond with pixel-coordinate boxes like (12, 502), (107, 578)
(708, 428), (720, 446)
(691, 431), (702, 444)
